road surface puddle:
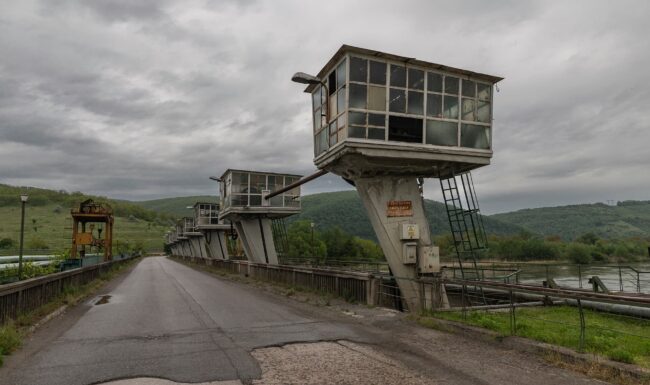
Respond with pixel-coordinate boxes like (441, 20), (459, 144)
(95, 295), (111, 305)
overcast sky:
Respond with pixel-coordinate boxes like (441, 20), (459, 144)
(1, 0), (649, 214)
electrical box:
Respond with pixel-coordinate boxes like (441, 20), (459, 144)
(402, 242), (417, 264)
(400, 224), (420, 240)
(418, 246), (440, 274)
(75, 233), (93, 245)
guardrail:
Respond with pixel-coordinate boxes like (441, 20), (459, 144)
(175, 256), (379, 305)
(0, 256), (136, 325)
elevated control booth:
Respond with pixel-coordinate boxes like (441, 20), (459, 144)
(193, 202), (231, 260)
(182, 216), (205, 259)
(175, 220), (192, 258)
(300, 45), (502, 311)
(219, 169), (301, 264)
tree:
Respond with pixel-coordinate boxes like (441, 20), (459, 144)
(0, 238), (15, 249)
(566, 243), (592, 264)
(286, 221), (327, 260)
(576, 232), (599, 245)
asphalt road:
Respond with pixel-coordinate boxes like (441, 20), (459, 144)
(0, 257), (605, 385)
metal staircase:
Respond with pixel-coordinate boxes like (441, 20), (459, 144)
(271, 218), (289, 260)
(439, 171), (488, 305)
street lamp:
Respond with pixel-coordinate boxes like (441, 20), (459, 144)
(18, 194), (28, 280)
(292, 72), (330, 124)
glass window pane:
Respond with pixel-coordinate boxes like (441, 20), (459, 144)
(349, 125), (366, 138)
(390, 65), (406, 87)
(270, 195), (283, 207)
(426, 120), (458, 146)
(427, 72), (442, 92)
(477, 83), (491, 101)
(337, 87), (346, 113)
(336, 60), (346, 89)
(284, 196), (300, 208)
(249, 174), (265, 193)
(462, 98), (475, 121)
(231, 194), (248, 207)
(477, 100), (491, 123)
(368, 113), (385, 127)
(268, 175), (283, 192)
(407, 91), (424, 115)
(349, 111), (366, 125)
(443, 95), (459, 119)
(231, 172), (248, 193)
(338, 124), (347, 142)
(312, 87), (321, 110)
(388, 115), (423, 143)
(329, 93), (337, 117)
(426, 93), (442, 118)
(328, 72), (336, 95)
(329, 121), (337, 136)
(389, 88), (406, 113)
(368, 127), (385, 140)
(408, 68), (424, 90)
(249, 195), (262, 206)
(330, 133), (337, 146)
(313, 108), (321, 131)
(462, 79), (475, 97)
(368, 85), (386, 111)
(337, 113), (346, 130)
(445, 76), (459, 94)
(349, 83), (367, 109)
(317, 130), (329, 155)
(369, 61), (386, 85)
(461, 124), (490, 149)
(349, 56), (367, 83)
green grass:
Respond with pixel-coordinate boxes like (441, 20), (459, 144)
(0, 203), (168, 253)
(424, 306), (650, 368)
(0, 257), (140, 366)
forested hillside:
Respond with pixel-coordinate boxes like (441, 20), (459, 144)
(491, 201), (650, 240)
(289, 191), (525, 241)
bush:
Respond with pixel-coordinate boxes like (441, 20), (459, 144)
(0, 238), (15, 249)
(566, 243), (592, 264)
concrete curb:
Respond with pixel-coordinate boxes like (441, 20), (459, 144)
(421, 316), (650, 383)
(28, 305), (68, 333)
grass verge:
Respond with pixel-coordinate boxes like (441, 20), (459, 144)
(0, 257), (140, 366)
(421, 305), (650, 369)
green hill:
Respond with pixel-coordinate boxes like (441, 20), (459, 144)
(0, 184), (172, 253)
(491, 201), (650, 240)
(288, 191), (525, 241)
(135, 196), (219, 217)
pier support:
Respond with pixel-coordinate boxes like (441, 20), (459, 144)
(234, 217), (278, 265)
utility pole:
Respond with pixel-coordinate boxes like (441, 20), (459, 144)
(18, 194), (28, 280)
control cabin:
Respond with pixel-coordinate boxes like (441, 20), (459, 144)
(219, 169), (302, 220)
(303, 45), (503, 179)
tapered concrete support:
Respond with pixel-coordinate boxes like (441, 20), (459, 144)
(234, 218), (278, 264)
(203, 230), (229, 260)
(355, 176), (443, 312)
(188, 235), (207, 259)
(179, 240), (191, 258)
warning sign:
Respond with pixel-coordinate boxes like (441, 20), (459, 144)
(387, 200), (413, 217)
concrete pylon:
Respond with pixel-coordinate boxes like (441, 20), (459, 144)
(187, 235), (207, 259)
(203, 230), (229, 259)
(354, 176), (438, 312)
(234, 217), (278, 264)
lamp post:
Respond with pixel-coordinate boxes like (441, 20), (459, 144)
(18, 194), (28, 280)
(291, 72), (330, 124)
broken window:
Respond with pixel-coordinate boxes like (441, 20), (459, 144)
(389, 88), (406, 113)
(461, 124), (490, 149)
(388, 116), (423, 143)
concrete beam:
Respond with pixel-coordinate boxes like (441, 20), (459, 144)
(203, 230), (230, 260)
(354, 176), (441, 312)
(234, 217), (278, 265)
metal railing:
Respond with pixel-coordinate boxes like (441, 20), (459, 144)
(0, 256), (137, 325)
(175, 256), (378, 305)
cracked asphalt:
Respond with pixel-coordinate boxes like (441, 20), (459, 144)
(0, 257), (607, 385)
